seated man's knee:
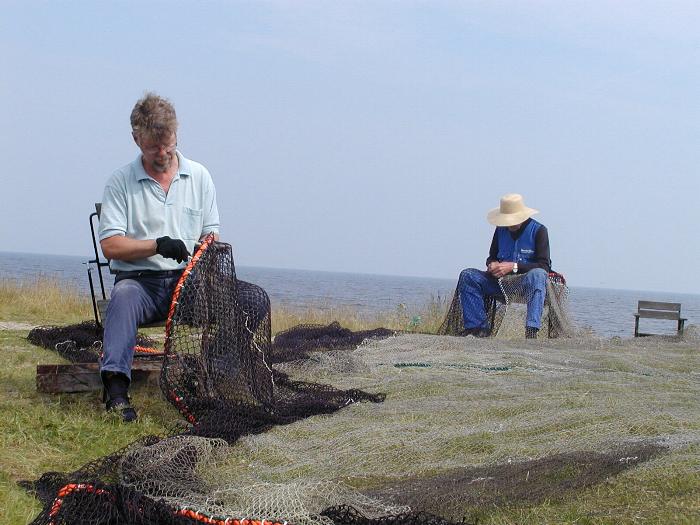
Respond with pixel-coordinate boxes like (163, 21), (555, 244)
(108, 280), (144, 308)
(524, 268), (548, 287)
(458, 268), (481, 286)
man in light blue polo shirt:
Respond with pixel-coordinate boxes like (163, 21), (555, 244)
(99, 92), (269, 422)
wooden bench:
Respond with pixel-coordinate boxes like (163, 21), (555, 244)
(37, 360), (162, 393)
(634, 301), (686, 337)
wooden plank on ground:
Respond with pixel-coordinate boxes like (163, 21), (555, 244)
(36, 360), (162, 393)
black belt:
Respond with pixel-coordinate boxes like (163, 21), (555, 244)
(115, 269), (183, 280)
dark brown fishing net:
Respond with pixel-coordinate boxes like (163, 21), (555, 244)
(270, 322), (395, 364)
(28, 320), (160, 361)
(366, 443), (665, 519)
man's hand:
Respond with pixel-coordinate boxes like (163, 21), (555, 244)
(487, 261), (515, 278)
(156, 236), (190, 263)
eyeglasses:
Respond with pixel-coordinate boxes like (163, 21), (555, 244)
(142, 142), (177, 155)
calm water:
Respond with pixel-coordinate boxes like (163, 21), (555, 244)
(1, 251), (699, 339)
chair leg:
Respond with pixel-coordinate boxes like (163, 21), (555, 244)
(634, 317), (640, 337)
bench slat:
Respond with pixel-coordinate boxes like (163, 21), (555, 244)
(638, 301), (681, 312)
(37, 361), (162, 393)
(636, 310), (682, 320)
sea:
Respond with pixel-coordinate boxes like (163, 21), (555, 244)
(1, 251), (699, 339)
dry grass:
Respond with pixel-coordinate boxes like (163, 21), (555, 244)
(0, 277), (92, 325)
(271, 295), (448, 335)
(0, 276), (449, 335)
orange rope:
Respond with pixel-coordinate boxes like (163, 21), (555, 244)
(162, 233), (216, 424)
(174, 509), (287, 525)
(133, 345), (162, 355)
(49, 482), (289, 525)
(49, 484), (113, 524)
(169, 389), (197, 425)
(165, 233), (216, 342)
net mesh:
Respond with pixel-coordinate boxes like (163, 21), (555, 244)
(22, 240), (699, 524)
(28, 320), (161, 361)
(438, 272), (574, 338)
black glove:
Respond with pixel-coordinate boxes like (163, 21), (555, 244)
(156, 236), (190, 263)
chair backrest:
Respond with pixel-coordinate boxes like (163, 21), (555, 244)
(637, 301), (681, 320)
(88, 202), (110, 326)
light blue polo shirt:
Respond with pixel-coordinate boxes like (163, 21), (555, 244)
(99, 151), (220, 272)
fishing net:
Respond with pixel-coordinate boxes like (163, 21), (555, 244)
(438, 271), (574, 338)
(270, 322), (395, 364)
(27, 320), (161, 361)
(24, 236), (397, 524)
(26, 328), (700, 524)
(23, 239), (697, 524)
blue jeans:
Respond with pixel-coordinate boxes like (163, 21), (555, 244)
(457, 268), (548, 331)
(101, 275), (269, 380)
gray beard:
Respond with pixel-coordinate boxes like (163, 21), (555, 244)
(151, 159), (171, 173)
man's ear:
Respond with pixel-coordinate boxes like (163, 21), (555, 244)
(132, 132), (140, 147)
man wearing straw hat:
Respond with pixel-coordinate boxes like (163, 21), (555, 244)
(457, 193), (551, 339)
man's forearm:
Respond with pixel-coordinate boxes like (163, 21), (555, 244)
(101, 235), (157, 261)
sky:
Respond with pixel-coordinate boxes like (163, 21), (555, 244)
(1, 1), (699, 293)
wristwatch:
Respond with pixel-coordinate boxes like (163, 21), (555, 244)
(513, 263), (518, 274)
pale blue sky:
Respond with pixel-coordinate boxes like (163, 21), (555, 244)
(1, 1), (698, 293)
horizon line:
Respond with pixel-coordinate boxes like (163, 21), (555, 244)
(0, 249), (696, 297)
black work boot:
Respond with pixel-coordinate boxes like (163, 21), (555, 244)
(102, 371), (137, 422)
(525, 326), (539, 339)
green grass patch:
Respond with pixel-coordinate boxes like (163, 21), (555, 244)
(0, 330), (177, 524)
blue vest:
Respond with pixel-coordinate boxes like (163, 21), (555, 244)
(496, 219), (541, 264)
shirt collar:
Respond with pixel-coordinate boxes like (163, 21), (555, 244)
(133, 150), (191, 182)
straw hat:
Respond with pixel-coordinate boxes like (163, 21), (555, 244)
(486, 193), (539, 227)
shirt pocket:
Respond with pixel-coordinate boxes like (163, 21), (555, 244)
(181, 207), (203, 240)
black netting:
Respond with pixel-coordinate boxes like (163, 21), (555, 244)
(321, 505), (461, 525)
(27, 320), (159, 362)
(270, 322), (395, 364)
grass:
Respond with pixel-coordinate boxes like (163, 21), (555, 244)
(0, 330), (177, 524)
(0, 278), (93, 325)
(1, 279), (699, 524)
(0, 277), (448, 335)
(270, 295), (448, 335)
